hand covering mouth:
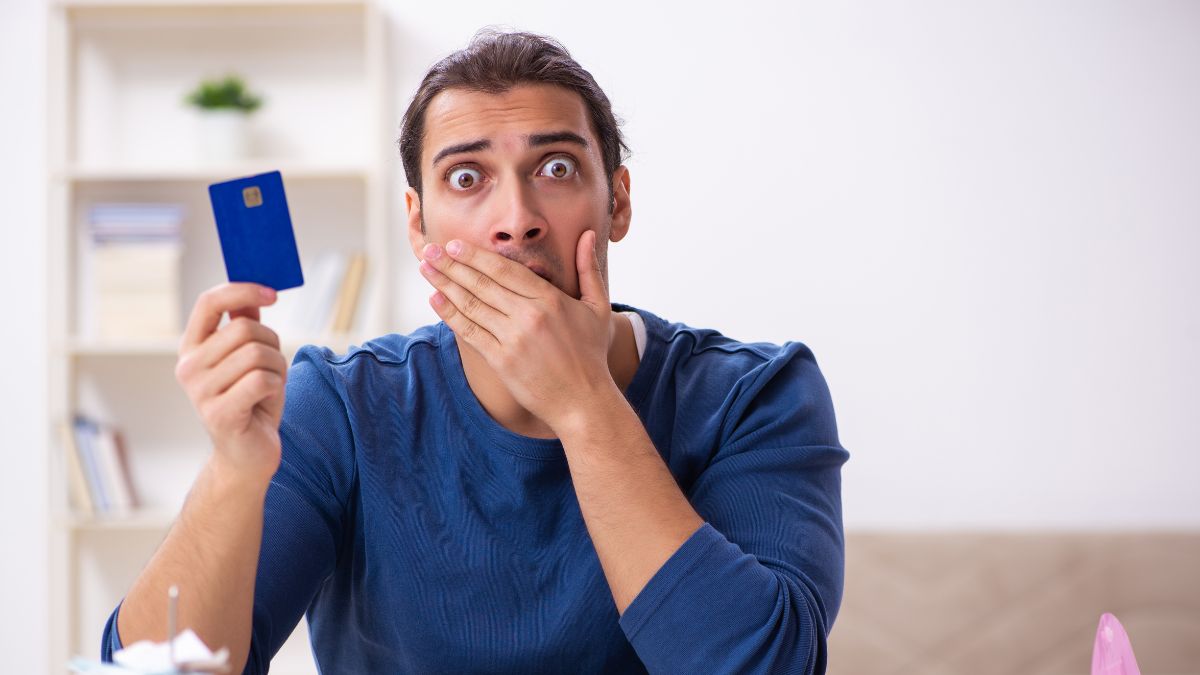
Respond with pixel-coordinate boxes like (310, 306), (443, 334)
(496, 248), (557, 285)
(524, 263), (553, 283)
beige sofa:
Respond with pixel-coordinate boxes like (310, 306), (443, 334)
(828, 532), (1200, 674)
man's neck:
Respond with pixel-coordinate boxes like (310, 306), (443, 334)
(455, 310), (640, 440)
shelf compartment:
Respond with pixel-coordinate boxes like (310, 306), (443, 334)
(70, 178), (372, 342)
(65, 1), (373, 170)
(58, 162), (372, 183)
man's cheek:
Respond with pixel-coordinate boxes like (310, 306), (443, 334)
(424, 206), (479, 242)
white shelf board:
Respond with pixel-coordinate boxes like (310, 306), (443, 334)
(59, 162), (373, 183)
(65, 334), (364, 357)
(66, 336), (181, 356)
(60, 509), (177, 532)
(56, 0), (367, 10)
(47, 0), (387, 667)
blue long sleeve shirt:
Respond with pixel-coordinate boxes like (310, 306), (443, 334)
(101, 302), (849, 674)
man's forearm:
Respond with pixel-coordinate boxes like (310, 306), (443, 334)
(557, 384), (705, 615)
(115, 458), (269, 674)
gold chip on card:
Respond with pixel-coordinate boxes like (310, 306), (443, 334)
(242, 185), (263, 208)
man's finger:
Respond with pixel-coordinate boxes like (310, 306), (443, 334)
(575, 229), (609, 306)
(229, 306), (261, 322)
(193, 316), (281, 373)
(422, 246), (519, 315)
(419, 260), (509, 336)
(437, 239), (550, 300)
(429, 291), (501, 357)
(181, 283), (276, 352)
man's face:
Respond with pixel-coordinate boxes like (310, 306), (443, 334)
(406, 83), (631, 301)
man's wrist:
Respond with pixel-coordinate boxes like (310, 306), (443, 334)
(204, 454), (274, 501)
(550, 379), (628, 440)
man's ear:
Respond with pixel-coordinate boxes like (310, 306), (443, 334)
(610, 165), (632, 243)
(405, 186), (426, 260)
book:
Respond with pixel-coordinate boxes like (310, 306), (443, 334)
(86, 203), (185, 340)
(72, 416), (109, 513)
(95, 424), (134, 515)
(328, 251), (367, 334)
(58, 421), (95, 518)
(305, 251), (347, 337)
(69, 414), (142, 518)
(111, 429), (141, 510)
(256, 249), (370, 342)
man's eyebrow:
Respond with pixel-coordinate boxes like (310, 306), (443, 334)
(430, 132), (587, 167)
(529, 131), (589, 149)
(432, 139), (491, 167)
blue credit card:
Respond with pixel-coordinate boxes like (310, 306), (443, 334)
(208, 170), (304, 291)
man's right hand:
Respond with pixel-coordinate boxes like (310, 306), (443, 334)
(175, 282), (289, 485)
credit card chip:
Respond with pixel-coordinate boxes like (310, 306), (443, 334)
(242, 185), (263, 208)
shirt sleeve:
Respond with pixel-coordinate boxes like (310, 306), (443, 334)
(618, 343), (849, 675)
(100, 346), (357, 674)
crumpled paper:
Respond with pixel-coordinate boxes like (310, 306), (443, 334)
(68, 628), (230, 674)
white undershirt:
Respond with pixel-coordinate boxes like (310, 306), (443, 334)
(620, 310), (646, 360)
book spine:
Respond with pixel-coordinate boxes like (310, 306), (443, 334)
(329, 251), (367, 334)
(58, 421), (95, 517)
(95, 423), (133, 515)
(306, 252), (346, 338)
(111, 429), (140, 509)
(73, 416), (109, 513)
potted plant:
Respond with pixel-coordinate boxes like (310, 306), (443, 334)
(184, 74), (264, 162)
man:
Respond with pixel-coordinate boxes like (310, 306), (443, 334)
(101, 30), (848, 674)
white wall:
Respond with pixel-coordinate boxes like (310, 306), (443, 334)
(3, 0), (1198, 670)
(384, 0), (1200, 530)
(0, 0), (48, 672)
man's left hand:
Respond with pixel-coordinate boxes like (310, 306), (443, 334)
(418, 230), (617, 430)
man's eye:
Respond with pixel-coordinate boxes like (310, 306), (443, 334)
(447, 167), (482, 190)
(539, 156), (576, 179)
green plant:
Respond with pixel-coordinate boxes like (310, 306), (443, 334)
(184, 74), (263, 113)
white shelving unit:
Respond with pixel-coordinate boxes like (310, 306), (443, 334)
(45, 1), (392, 671)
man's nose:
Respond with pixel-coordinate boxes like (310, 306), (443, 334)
(489, 180), (546, 245)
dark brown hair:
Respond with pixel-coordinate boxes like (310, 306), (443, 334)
(398, 29), (629, 203)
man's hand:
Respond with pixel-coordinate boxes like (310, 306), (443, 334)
(421, 230), (706, 616)
(417, 229), (617, 431)
(175, 282), (288, 486)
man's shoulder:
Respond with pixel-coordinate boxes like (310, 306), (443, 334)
(634, 306), (838, 451)
(276, 327), (446, 458)
(282, 324), (446, 411)
(631, 303), (817, 381)
(291, 323), (444, 372)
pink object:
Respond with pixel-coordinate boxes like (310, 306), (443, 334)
(1092, 612), (1142, 675)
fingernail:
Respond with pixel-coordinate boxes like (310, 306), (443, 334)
(446, 240), (462, 256)
(423, 243), (442, 260)
(260, 287), (275, 301)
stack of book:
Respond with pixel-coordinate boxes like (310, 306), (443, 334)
(262, 250), (368, 339)
(88, 203), (184, 340)
(59, 414), (140, 518)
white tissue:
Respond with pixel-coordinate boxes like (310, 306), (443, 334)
(113, 628), (229, 674)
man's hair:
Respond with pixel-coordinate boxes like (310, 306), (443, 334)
(398, 29), (630, 203)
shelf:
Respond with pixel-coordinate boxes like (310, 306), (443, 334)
(56, 0), (367, 11)
(59, 162), (373, 184)
(62, 3), (375, 173)
(66, 336), (181, 356)
(47, 0), (389, 668)
(61, 509), (177, 532)
(65, 333), (365, 357)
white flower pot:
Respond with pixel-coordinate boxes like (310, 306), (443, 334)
(195, 109), (252, 162)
